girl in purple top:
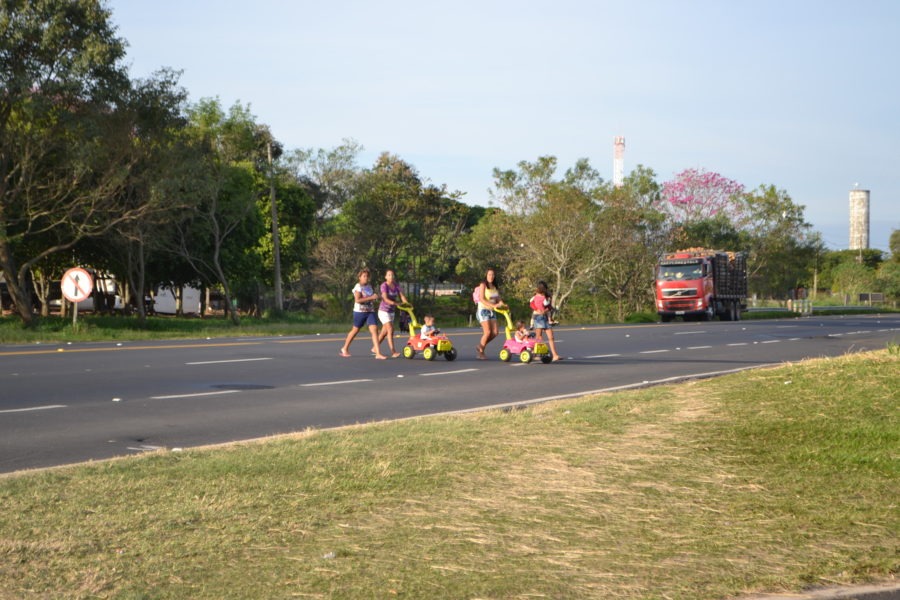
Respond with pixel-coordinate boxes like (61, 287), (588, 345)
(376, 269), (408, 358)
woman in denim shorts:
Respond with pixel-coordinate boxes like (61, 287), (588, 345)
(474, 268), (504, 360)
(531, 280), (561, 362)
(339, 268), (387, 359)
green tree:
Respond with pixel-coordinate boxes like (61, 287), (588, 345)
(287, 140), (363, 309)
(889, 229), (900, 262)
(316, 153), (471, 310)
(831, 262), (876, 303)
(876, 261), (900, 301)
(0, 0), (159, 324)
(742, 185), (820, 299)
(818, 249), (883, 292)
(90, 69), (192, 320)
(489, 156), (614, 312)
(593, 166), (670, 320)
(173, 99), (266, 324)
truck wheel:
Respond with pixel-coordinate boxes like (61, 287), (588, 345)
(721, 304), (733, 321)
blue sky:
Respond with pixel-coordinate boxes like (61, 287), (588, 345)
(108, 0), (899, 252)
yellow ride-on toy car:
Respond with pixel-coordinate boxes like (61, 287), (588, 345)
(494, 306), (552, 364)
(396, 303), (457, 361)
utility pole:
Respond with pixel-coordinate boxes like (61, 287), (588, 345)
(268, 142), (283, 312)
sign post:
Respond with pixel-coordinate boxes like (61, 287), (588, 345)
(61, 267), (93, 326)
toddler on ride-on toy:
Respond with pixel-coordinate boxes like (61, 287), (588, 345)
(396, 304), (457, 361)
(494, 307), (552, 364)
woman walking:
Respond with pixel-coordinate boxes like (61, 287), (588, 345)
(474, 268), (504, 360)
(339, 268), (388, 359)
(531, 280), (562, 362)
(376, 269), (408, 358)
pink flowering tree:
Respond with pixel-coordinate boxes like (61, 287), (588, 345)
(659, 168), (746, 225)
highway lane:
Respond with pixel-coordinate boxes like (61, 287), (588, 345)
(1, 314), (898, 473)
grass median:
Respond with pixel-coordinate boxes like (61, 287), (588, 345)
(1, 350), (897, 599)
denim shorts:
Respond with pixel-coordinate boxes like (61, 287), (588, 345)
(353, 311), (378, 328)
(476, 308), (496, 323)
(532, 314), (550, 329)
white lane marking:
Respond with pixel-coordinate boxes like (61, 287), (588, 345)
(761, 340), (780, 344)
(788, 338), (801, 341)
(727, 343), (748, 346)
(0, 405), (66, 414)
(186, 358), (273, 365)
(586, 353), (621, 358)
(776, 325), (799, 329)
(127, 444), (164, 452)
(150, 390), (241, 399)
(640, 349), (670, 354)
(420, 369), (479, 377)
(674, 331), (706, 335)
(687, 346), (713, 350)
(301, 379), (373, 387)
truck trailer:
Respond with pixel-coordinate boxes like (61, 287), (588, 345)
(655, 248), (748, 322)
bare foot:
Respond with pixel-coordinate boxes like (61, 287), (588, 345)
(374, 354), (388, 360)
(391, 352), (401, 358)
(339, 349), (351, 358)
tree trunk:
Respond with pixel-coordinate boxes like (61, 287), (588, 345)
(0, 254), (35, 325)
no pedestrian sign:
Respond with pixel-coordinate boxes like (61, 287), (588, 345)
(61, 268), (93, 303)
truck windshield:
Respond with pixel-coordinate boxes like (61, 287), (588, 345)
(658, 263), (703, 281)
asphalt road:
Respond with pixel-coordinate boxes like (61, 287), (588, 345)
(2, 314), (898, 474)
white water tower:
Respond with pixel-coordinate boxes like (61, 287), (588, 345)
(849, 186), (870, 250)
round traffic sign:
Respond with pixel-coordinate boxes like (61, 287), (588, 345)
(61, 268), (93, 303)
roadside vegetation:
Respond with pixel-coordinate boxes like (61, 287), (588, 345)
(1, 350), (896, 599)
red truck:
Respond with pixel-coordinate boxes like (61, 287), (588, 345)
(655, 248), (748, 322)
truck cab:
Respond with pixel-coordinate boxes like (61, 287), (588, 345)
(656, 256), (715, 321)
(655, 249), (747, 322)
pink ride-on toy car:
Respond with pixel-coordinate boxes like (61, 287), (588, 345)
(395, 303), (458, 361)
(494, 306), (552, 364)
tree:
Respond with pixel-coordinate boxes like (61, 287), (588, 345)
(659, 168), (746, 225)
(831, 262), (876, 303)
(287, 140), (363, 309)
(876, 261), (900, 301)
(818, 249), (883, 292)
(890, 229), (900, 262)
(742, 185), (819, 299)
(0, 0), (141, 324)
(593, 166), (670, 320)
(173, 99), (266, 324)
(489, 156), (615, 313)
(316, 152), (471, 309)
(90, 69), (192, 321)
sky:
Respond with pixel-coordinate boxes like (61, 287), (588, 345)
(107, 0), (900, 253)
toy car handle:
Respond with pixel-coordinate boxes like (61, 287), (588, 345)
(395, 302), (421, 330)
(492, 306), (516, 338)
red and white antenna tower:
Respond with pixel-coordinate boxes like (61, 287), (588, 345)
(613, 136), (625, 187)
